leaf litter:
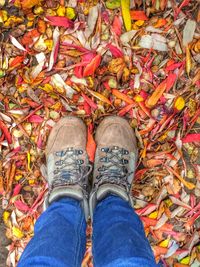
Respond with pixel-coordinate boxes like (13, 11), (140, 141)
(0, 0), (200, 266)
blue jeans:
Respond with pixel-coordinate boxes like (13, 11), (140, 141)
(18, 196), (157, 267)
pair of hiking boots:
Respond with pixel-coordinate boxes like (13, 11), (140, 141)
(44, 116), (138, 219)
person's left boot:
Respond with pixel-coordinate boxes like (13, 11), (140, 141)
(44, 116), (92, 219)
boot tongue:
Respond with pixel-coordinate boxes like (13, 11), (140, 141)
(98, 146), (128, 182)
(47, 148), (84, 186)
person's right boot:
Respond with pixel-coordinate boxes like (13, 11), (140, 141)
(89, 116), (138, 220)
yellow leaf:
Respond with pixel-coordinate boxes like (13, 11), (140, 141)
(33, 6), (44, 15)
(29, 179), (35, 185)
(66, 7), (76, 20)
(180, 256), (190, 265)
(57, 6), (65, 16)
(164, 199), (173, 207)
(134, 95), (144, 102)
(12, 226), (24, 239)
(27, 21), (34, 28)
(148, 211), (158, 219)
(174, 96), (185, 111)
(135, 20), (145, 27)
(15, 174), (23, 181)
(159, 239), (170, 248)
(41, 84), (53, 93)
(45, 40), (53, 51)
(4, 16), (23, 27)
(0, 10), (7, 22)
(186, 45), (191, 76)
(27, 152), (31, 171)
(51, 102), (62, 111)
(121, 0), (131, 31)
(3, 211), (10, 224)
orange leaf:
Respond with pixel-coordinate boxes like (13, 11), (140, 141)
(153, 246), (168, 258)
(118, 103), (135, 116)
(146, 73), (176, 108)
(15, 0), (41, 9)
(174, 264), (190, 267)
(86, 125), (96, 162)
(165, 165), (195, 190)
(112, 89), (134, 104)
(0, 176), (4, 195)
(130, 10), (148, 21)
(146, 80), (166, 108)
(154, 18), (167, 28)
(83, 54), (101, 77)
(10, 56), (24, 68)
(88, 90), (111, 105)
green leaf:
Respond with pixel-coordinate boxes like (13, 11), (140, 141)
(106, 0), (121, 9)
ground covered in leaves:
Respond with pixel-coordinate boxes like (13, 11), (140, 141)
(0, 0), (200, 266)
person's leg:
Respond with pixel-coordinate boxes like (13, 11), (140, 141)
(89, 116), (157, 266)
(93, 195), (157, 267)
(18, 116), (92, 267)
(18, 197), (86, 267)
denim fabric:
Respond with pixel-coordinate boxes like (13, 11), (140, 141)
(18, 196), (157, 267)
(93, 196), (157, 267)
(18, 198), (86, 267)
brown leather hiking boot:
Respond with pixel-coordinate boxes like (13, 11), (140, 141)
(44, 117), (92, 218)
(89, 116), (138, 219)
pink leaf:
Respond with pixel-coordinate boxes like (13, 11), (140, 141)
(107, 44), (123, 58)
(112, 16), (122, 36)
(182, 133), (200, 143)
(28, 115), (43, 123)
(12, 184), (22, 197)
(14, 200), (30, 212)
(46, 16), (74, 28)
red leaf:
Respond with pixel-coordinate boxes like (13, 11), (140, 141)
(46, 16), (74, 28)
(0, 120), (12, 144)
(74, 66), (83, 78)
(54, 40), (59, 64)
(182, 133), (200, 143)
(130, 10), (148, 21)
(165, 62), (183, 71)
(81, 93), (98, 110)
(86, 124), (96, 162)
(166, 73), (177, 92)
(83, 101), (91, 115)
(83, 54), (101, 77)
(175, 0), (192, 18)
